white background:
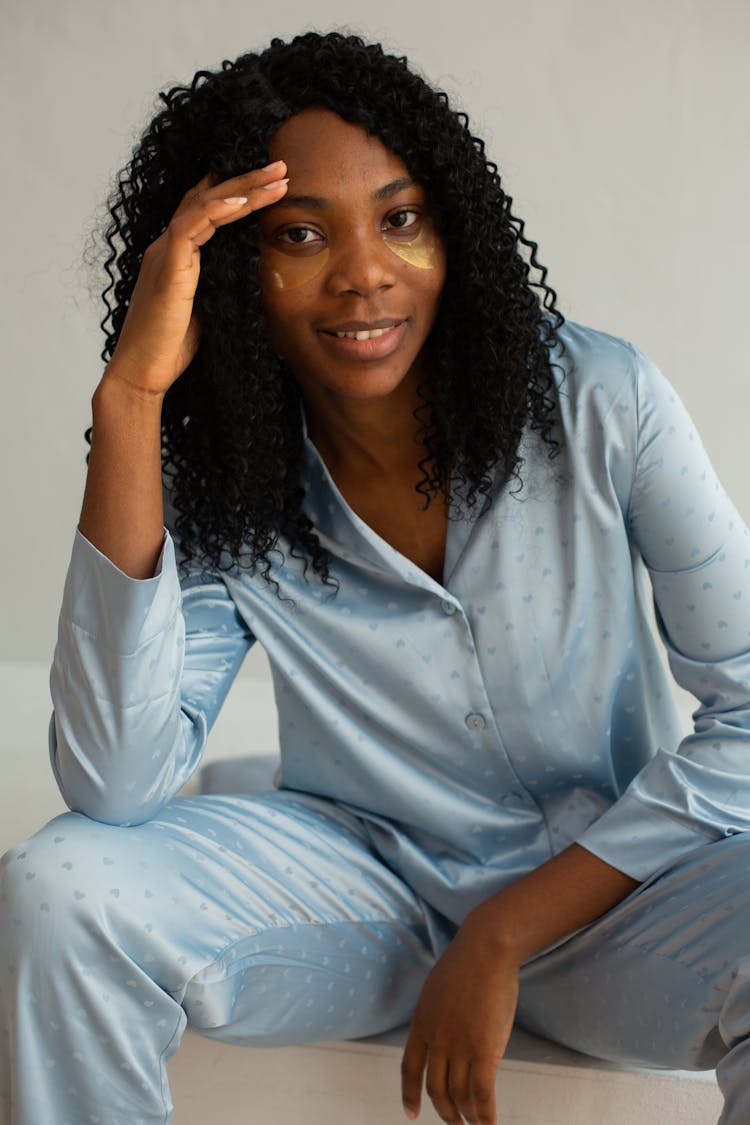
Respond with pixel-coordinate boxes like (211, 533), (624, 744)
(1, 0), (748, 663)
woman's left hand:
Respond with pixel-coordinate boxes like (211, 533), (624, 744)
(400, 916), (520, 1124)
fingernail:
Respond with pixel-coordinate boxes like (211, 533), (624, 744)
(262, 160), (286, 172)
(261, 178), (290, 190)
(404, 1109), (417, 1120)
(223, 196), (248, 205)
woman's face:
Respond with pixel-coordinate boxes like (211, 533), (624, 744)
(257, 107), (447, 407)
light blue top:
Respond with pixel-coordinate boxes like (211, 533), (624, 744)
(49, 319), (750, 925)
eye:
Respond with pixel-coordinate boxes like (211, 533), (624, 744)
(384, 209), (420, 232)
(277, 226), (322, 246)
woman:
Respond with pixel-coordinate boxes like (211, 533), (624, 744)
(1, 30), (749, 1125)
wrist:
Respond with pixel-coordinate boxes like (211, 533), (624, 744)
(96, 358), (168, 410)
(459, 899), (526, 967)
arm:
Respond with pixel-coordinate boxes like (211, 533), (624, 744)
(402, 344), (750, 1124)
(460, 841), (639, 962)
(78, 159), (289, 579)
(78, 369), (166, 580)
(577, 344), (750, 875)
(400, 843), (638, 1124)
(49, 525), (254, 825)
(50, 164), (290, 823)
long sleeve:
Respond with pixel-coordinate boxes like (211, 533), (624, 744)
(577, 344), (750, 877)
(49, 528), (254, 826)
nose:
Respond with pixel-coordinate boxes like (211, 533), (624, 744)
(325, 228), (397, 298)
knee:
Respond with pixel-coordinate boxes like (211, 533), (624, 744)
(0, 812), (135, 955)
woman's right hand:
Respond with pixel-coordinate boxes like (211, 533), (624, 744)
(103, 160), (289, 397)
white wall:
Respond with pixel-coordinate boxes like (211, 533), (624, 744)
(2, 0), (748, 662)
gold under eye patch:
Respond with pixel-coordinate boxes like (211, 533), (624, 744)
(258, 247), (330, 291)
(259, 224), (441, 291)
(385, 224), (441, 270)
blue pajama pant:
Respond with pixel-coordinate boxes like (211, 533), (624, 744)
(0, 789), (748, 1124)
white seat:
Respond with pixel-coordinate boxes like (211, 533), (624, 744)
(168, 1023), (722, 1124)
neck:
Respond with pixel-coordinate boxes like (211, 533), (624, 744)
(302, 369), (431, 483)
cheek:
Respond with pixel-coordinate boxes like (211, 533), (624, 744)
(259, 247), (330, 291)
(261, 289), (310, 360)
(386, 225), (443, 271)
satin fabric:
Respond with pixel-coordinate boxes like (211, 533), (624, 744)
(47, 319), (750, 924)
(0, 792), (452, 1124)
(2, 777), (750, 1123)
(1, 318), (749, 1123)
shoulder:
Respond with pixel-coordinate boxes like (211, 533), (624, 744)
(550, 318), (641, 410)
(529, 319), (667, 511)
(550, 318), (687, 440)
(545, 318), (681, 462)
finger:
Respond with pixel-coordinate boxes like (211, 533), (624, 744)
(469, 1060), (498, 1125)
(170, 177), (288, 251)
(213, 159), (287, 198)
(425, 1053), (462, 1125)
(446, 1058), (474, 1124)
(176, 161), (287, 216)
(157, 182), (286, 279)
(179, 171), (216, 205)
(401, 1035), (427, 1119)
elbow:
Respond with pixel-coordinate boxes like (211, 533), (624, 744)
(57, 781), (170, 828)
(52, 756), (174, 826)
(49, 711), (201, 827)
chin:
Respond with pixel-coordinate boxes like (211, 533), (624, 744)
(324, 366), (416, 400)
(291, 353), (418, 401)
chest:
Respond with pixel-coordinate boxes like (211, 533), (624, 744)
(338, 480), (449, 584)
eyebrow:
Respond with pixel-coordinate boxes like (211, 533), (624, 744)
(271, 177), (419, 209)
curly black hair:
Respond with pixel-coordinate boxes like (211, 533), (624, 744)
(92, 30), (566, 591)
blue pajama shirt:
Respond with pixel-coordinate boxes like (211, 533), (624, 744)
(2, 318), (750, 1124)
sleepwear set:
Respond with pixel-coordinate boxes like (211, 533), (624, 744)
(2, 320), (749, 1122)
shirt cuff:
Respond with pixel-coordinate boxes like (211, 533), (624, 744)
(575, 789), (718, 882)
(60, 527), (181, 655)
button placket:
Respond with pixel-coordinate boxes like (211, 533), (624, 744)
(424, 584), (537, 813)
(436, 598), (489, 737)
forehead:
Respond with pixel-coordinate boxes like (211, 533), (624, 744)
(266, 107), (412, 192)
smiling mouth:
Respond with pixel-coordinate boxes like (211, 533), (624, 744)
(320, 318), (406, 340)
(330, 326), (393, 340)
(317, 319), (409, 359)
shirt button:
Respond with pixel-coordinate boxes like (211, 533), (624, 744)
(465, 712), (486, 731)
(441, 600), (457, 616)
(501, 792), (523, 808)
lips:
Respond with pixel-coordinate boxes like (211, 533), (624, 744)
(316, 319), (408, 360)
